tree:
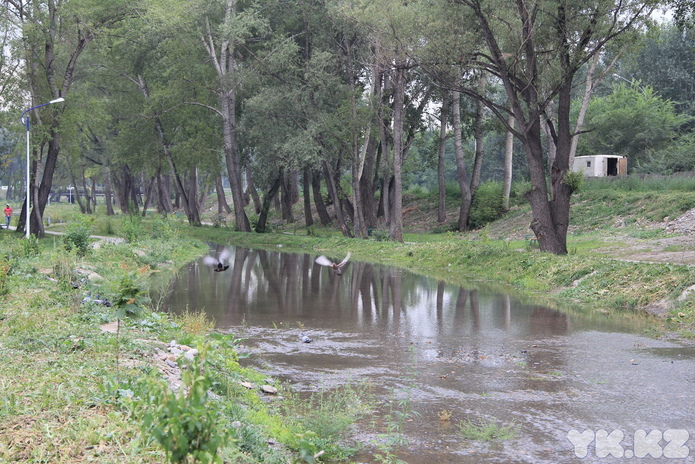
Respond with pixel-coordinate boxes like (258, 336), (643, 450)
(6, 0), (129, 237)
(422, 0), (657, 254)
(580, 82), (688, 162)
(623, 22), (695, 120)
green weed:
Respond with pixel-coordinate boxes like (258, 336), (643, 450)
(138, 347), (229, 464)
(457, 417), (518, 441)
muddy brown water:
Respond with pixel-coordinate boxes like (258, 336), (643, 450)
(152, 246), (695, 464)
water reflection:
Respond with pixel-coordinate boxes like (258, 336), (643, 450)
(154, 246), (576, 339)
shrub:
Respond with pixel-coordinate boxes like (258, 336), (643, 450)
(470, 182), (505, 229)
(121, 214), (143, 243)
(152, 215), (174, 240)
(63, 216), (94, 256)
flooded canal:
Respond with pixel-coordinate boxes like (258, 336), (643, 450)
(152, 246), (695, 463)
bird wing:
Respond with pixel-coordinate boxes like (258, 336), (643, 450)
(337, 252), (351, 267)
(315, 255), (333, 267)
(202, 256), (218, 267)
(218, 248), (232, 264)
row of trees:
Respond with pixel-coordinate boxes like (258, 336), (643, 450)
(0, 0), (690, 254)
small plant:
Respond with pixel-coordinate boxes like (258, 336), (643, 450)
(0, 257), (10, 296)
(152, 215), (174, 239)
(63, 217), (94, 256)
(121, 213), (143, 243)
(371, 227), (390, 242)
(562, 170), (584, 192)
(212, 214), (227, 228)
(139, 348), (229, 464)
(438, 409), (452, 421)
(51, 254), (79, 290)
(457, 417), (518, 441)
(20, 234), (40, 257)
(174, 309), (215, 336)
(113, 271), (148, 319)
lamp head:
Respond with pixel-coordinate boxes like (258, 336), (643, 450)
(49, 97), (65, 104)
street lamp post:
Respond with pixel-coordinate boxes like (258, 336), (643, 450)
(20, 97), (65, 238)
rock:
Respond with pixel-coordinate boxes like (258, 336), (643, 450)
(261, 385), (278, 394)
(99, 321), (120, 334)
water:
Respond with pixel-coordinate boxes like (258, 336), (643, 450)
(152, 246), (695, 463)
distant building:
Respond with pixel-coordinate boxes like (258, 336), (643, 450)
(572, 155), (627, 177)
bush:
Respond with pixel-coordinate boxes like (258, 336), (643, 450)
(470, 182), (505, 229)
(63, 216), (94, 256)
(152, 215), (174, 239)
(121, 214), (143, 243)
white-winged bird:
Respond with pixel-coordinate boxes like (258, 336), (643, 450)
(315, 252), (351, 275)
(202, 248), (232, 272)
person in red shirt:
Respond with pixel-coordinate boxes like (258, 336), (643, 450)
(4, 204), (12, 229)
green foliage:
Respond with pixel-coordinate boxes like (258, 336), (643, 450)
(152, 215), (175, 240)
(457, 417), (518, 441)
(20, 235), (40, 257)
(63, 216), (94, 256)
(562, 170), (584, 193)
(139, 348), (228, 464)
(636, 133), (695, 174)
(371, 227), (390, 242)
(0, 257), (9, 296)
(579, 82), (688, 163)
(112, 271), (148, 319)
(121, 214), (143, 243)
(470, 182), (505, 229)
(95, 216), (116, 235)
(283, 383), (370, 449)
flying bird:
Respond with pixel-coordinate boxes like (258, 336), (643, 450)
(202, 248), (232, 272)
(315, 252), (351, 275)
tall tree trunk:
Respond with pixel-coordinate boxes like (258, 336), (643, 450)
(215, 174), (232, 214)
(453, 91), (473, 231)
(157, 173), (174, 214)
(302, 167), (314, 228)
(361, 136), (379, 229)
(280, 171), (295, 222)
(81, 170), (93, 214)
(245, 166), (262, 214)
(389, 66), (406, 242)
(502, 115), (515, 210)
(102, 165), (114, 215)
(70, 171), (86, 214)
(322, 160), (351, 237)
(141, 175), (155, 217)
(437, 92), (450, 223)
(470, 73), (487, 194)
(311, 171), (331, 226)
(201, 0), (250, 232)
(256, 172), (282, 233)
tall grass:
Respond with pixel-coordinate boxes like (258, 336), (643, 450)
(581, 174), (695, 192)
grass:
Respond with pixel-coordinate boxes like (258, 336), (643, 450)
(457, 417), (519, 442)
(0, 218), (372, 463)
(4, 177), (695, 461)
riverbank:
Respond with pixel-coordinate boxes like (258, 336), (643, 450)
(2, 188), (695, 462)
(0, 230), (369, 463)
